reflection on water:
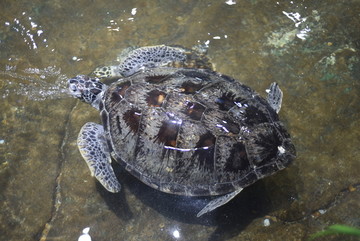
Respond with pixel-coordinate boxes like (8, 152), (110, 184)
(1, 66), (69, 100)
(7, 11), (48, 50)
(0, 0), (359, 240)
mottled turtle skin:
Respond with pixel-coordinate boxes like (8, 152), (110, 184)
(68, 45), (296, 217)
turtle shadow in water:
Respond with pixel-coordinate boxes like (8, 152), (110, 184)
(99, 162), (299, 236)
(96, 167), (134, 222)
(207, 167), (301, 241)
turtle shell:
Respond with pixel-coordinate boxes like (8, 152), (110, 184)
(100, 67), (296, 196)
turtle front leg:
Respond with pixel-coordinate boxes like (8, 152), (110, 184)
(197, 188), (243, 217)
(77, 122), (121, 193)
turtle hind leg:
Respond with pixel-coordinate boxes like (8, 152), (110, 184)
(266, 82), (283, 114)
(196, 188), (243, 217)
(77, 122), (121, 193)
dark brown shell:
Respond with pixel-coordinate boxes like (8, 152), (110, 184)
(100, 67), (296, 196)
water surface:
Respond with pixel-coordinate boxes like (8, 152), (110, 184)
(0, 1), (359, 240)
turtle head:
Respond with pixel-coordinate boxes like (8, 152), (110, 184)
(68, 75), (107, 110)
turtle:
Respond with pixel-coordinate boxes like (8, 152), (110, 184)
(68, 45), (296, 217)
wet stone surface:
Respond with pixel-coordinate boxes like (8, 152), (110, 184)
(0, 0), (359, 241)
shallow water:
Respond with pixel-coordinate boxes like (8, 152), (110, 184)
(0, 1), (359, 240)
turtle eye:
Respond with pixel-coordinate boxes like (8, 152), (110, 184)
(69, 84), (78, 92)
